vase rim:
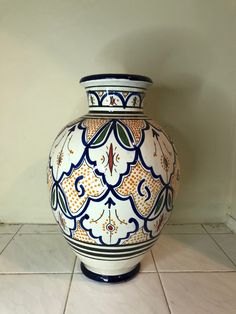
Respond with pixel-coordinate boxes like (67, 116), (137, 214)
(80, 73), (153, 84)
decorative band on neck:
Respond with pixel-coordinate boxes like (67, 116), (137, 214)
(87, 89), (145, 110)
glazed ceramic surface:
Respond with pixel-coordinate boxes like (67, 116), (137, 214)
(47, 74), (180, 279)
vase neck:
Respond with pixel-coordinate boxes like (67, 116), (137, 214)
(86, 87), (146, 113)
(80, 74), (152, 114)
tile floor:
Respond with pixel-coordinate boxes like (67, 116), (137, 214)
(0, 223), (235, 314)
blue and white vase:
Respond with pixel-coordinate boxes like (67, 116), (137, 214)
(47, 74), (180, 282)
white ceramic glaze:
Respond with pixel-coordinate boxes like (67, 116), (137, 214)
(47, 74), (180, 279)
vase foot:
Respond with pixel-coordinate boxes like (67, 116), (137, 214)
(80, 262), (140, 283)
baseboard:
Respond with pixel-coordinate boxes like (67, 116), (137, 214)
(226, 214), (236, 233)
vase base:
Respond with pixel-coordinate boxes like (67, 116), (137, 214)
(80, 262), (140, 283)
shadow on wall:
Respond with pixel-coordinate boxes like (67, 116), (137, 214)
(96, 28), (233, 222)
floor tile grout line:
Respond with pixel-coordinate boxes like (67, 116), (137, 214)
(163, 232), (207, 235)
(167, 223), (206, 225)
(16, 224), (23, 233)
(163, 232), (232, 235)
(158, 270), (236, 273)
(0, 224), (23, 255)
(0, 236), (15, 255)
(210, 237), (236, 268)
(0, 270), (158, 275)
(17, 232), (60, 235)
(1, 226), (231, 235)
(18, 231), (234, 236)
(17, 223), (60, 235)
(0, 269), (235, 275)
(0, 224), (23, 235)
(150, 250), (158, 274)
(202, 224), (236, 268)
(151, 250), (171, 314)
(0, 272), (78, 275)
(158, 272), (174, 314)
(200, 223), (232, 235)
(201, 223), (233, 234)
(63, 257), (77, 314)
(73, 257), (79, 274)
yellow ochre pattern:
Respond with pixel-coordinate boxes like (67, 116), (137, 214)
(121, 119), (146, 144)
(73, 221), (96, 243)
(82, 118), (109, 141)
(116, 162), (163, 217)
(123, 228), (150, 244)
(47, 168), (53, 191)
(61, 161), (104, 213)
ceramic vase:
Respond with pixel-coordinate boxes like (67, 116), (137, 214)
(47, 74), (180, 282)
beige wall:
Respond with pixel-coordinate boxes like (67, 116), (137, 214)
(230, 179), (236, 221)
(231, 187), (236, 220)
(227, 115), (236, 232)
(0, 0), (235, 223)
(230, 112), (236, 221)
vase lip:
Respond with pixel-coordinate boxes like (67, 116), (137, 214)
(80, 73), (153, 84)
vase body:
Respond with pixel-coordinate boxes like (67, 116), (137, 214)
(47, 74), (180, 282)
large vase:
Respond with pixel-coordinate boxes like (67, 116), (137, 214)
(47, 74), (180, 282)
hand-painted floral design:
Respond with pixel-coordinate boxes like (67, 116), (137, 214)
(48, 117), (180, 245)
